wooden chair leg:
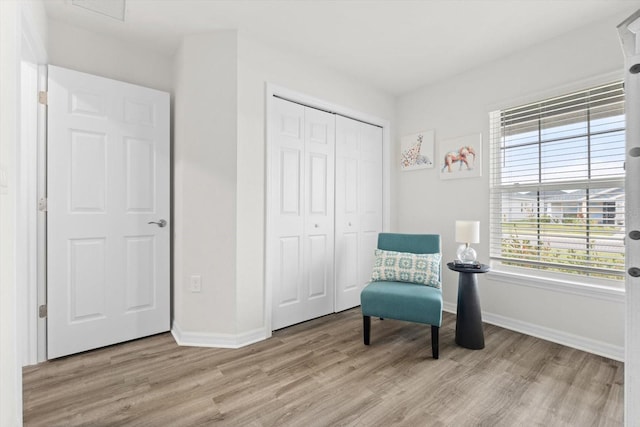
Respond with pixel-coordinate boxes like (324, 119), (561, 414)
(363, 316), (371, 345)
(431, 325), (439, 359)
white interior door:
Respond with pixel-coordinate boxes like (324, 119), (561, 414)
(47, 65), (170, 359)
(269, 97), (335, 330)
(335, 116), (383, 312)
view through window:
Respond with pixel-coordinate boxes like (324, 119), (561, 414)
(489, 82), (625, 281)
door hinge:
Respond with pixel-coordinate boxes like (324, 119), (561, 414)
(38, 304), (47, 318)
(38, 91), (47, 105)
(38, 197), (47, 212)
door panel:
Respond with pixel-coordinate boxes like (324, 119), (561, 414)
(278, 236), (301, 305)
(358, 124), (383, 289)
(308, 234), (329, 298)
(47, 65), (170, 359)
(303, 107), (335, 320)
(336, 232), (358, 292)
(309, 154), (328, 214)
(335, 116), (383, 312)
(271, 99), (305, 321)
(280, 149), (302, 215)
(69, 238), (106, 321)
(123, 98), (156, 126)
(70, 131), (107, 212)
(344, 158), (358, 213)
(124, 236), (155, 312)
(270, 98), (335, 329)
(125, 137), (155, 212)
(335, 117), (360, 310)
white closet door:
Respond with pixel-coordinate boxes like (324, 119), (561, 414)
(335, 116), (383, 312)
(270, 98), (335, 330)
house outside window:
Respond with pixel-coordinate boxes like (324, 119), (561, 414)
(489, 81), (625, 283)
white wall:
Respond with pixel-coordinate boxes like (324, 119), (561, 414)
(396, 12), (630, 359)
(0, 3), (22, 424)
(172, 31), (238, 337)
(47, 19), (173, 92)
(172, 30), (395, 343)
(235, 33), (396, 334)
(1, 0), (47, 424)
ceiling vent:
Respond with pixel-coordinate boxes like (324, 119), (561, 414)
(71, 0), (126, 21)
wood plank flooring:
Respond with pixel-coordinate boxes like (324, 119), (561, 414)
(23, 309), (623, 426)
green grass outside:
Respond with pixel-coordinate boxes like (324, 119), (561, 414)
(501, 222), (624, 280)
(502, 219), (622, 238)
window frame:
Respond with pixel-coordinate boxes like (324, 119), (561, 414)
(489, 81), (625, 288)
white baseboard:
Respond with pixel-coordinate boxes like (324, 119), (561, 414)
(172, 308), (624, 361)
(171, 321), (268, 349)
(443, 302), (624, 362)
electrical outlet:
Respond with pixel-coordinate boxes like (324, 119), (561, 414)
(189, 275), (201, 292)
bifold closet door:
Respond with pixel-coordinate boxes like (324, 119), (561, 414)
(335, 116), (383, 312)
(270, 97), (335, 330)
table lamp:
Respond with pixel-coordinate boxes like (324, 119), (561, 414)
(455, 220), (480, 263)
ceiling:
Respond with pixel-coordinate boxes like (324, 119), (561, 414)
(44, 0), (640, 96)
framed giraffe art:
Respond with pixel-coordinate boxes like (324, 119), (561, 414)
(400, 129), (435, 171)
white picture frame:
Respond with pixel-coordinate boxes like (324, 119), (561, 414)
(400, 130), (435, 171)
(439, 133), (482, 180)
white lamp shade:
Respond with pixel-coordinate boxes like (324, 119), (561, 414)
(455, 220), (480, 244)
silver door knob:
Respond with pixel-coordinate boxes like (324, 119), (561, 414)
(148, 219), (167, 228)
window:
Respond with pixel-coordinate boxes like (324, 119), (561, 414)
(489, 82), (625, 281)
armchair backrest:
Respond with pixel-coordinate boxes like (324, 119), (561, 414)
(377, 233), (442, 283)
(377, 233), (441, 255)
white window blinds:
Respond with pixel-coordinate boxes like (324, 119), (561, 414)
(489, 81), (625, 280)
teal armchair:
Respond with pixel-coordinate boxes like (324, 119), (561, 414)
(360, 233), (442, 359)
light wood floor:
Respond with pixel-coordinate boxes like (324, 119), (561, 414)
(23, 309), (623, 426)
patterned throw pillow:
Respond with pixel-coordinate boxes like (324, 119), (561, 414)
(370, 249), (441, 288)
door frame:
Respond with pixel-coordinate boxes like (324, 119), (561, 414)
(35, 65), (47, 363)
(264, 83), (391, 337)
(618, 11), (640, 425)
(19, 7), (47, 366)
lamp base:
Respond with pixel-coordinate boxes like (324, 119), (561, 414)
(456, 244), (477, 263)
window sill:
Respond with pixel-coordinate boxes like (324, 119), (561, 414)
(487, 266), (625, 303)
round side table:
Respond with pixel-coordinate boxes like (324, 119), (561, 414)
(447, 262), (490, 350)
